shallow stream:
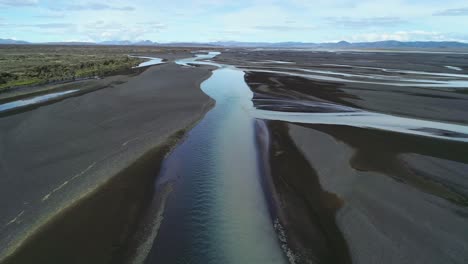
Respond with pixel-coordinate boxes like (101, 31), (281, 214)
(142, 53), (287, 263)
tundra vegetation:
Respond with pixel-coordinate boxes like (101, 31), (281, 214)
(0, 45), (166, 90)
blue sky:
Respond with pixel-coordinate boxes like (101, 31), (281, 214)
(1, 0), (468, 43)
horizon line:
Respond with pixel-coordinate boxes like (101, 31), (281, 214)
(2, 39), (468, 44)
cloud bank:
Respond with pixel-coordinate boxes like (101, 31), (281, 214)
(0, 0), (467, 43)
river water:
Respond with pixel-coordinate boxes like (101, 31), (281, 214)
(0, 90), (78, 113)
(142, 53), (288, 264)
(132, 56), (165, 68)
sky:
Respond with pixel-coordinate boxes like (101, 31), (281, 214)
(1, 0), (468, 43)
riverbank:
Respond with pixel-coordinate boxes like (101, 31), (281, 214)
(1, 130), (184, 264)
(0, 60), (215, 263)
(257, 120), (351, 264)
(0, 45), (149, 91)
(256, 112), (468, 264)
(280, 122), (468, 264)
(0, 46), (207, 105)
(0, 69), (146, 117)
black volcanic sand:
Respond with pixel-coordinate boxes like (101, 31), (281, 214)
(214, 49), (468, 73)
(284, 123), (468, 264)
(216, 49), (468, 124)
(0, 72), (140, 118)
(245, 71), (468, 124)
(1, 131), (183, 264)
(257, 120), (351, 264)
(257, 121), (468, 264)
(0, 60), (214, 263)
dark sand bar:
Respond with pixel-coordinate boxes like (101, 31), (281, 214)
(280, 123), (468, 264)
(0, 58), (214, 263)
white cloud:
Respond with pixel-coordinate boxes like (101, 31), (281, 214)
(217, 5), (313, 32)
(327, 17), (406, 28)
(345, 31), (450, 42)
(0, 0), (37, 6)
(79, 20), (166, 41)
(51, 3), (135, 11)
(434, 7), (468, 16)
(0, 22), (74, 29)
(2, 0), (468, 42)
(254, 25), (316, 31)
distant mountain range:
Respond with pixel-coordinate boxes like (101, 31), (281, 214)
(0, 38), (30, 45)
(1, 38), (468, 49)
(209, 40), (468, 49)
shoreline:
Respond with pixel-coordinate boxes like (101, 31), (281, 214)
(283, 122), (468, 264)
(0, 65), (149, 102)
(0, 59), (216, 263)
(0, 48), (202, 106)
(1, 130), (184, 264)
(1, 107), (216, 264)
(254, 120), (298, 263)
(257, 120), (352, 264)
(123, 101), (217, 264)
(0, 71), (142, 117)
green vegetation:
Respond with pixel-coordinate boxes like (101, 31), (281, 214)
(0, 45), (159, 90)
(458, 89), (468, 94)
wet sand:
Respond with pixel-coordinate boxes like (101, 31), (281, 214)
(1, 132), (182, 264)
(284, 123), (468, 264)
(0, 56), (215, 263)
(257, 120), (351, 264)
(0, 73), (139, 117)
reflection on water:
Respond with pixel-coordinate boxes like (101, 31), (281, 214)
(237, 60), (468, 142)
(251, 60), (296, 65)
(253, 108), (468, 142)
(242, 68), (468, 88)
(144, 54), (286, 264)
(132, 56), (165, 68)
(0, 90), (78, 112)
(322, 64), (468, 78)
(445, 66), (463, 71)
(254, 97), (358, 113)
(176, 52), (222, 67)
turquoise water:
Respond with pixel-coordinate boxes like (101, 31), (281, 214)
(143, 55), (287, 263)
(132, 56), (165, 68)
(0, 90), (78, 113)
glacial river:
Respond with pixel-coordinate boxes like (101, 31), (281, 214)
(141, 53), (288, 264)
